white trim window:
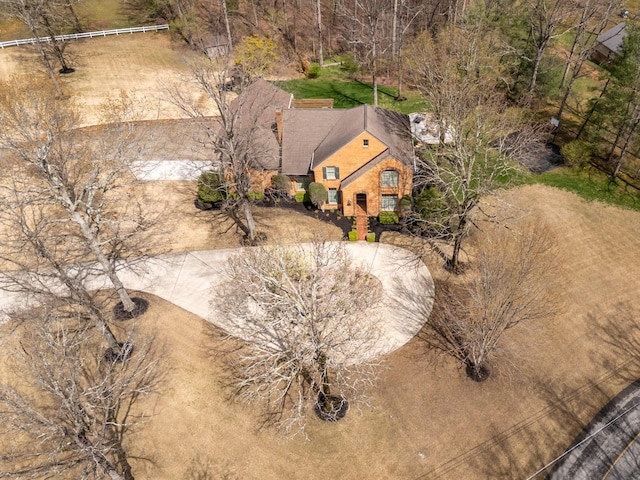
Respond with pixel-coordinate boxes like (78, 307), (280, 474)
(381, 194), (398, 211)
(328, 188), (339, 204)
(381, 170), (399, 187)
(323, 166), (339, 180)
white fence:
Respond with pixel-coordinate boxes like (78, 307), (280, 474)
(0, 24), (169, 49)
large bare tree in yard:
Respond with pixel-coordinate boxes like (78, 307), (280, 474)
(211, 241), (384, 434)
(407, 27), (544, 272)
(423, 220), (561, 381)
(0, 308), (160, 479)
(0, 80), (150, 318)
(167, 60), (282, 244)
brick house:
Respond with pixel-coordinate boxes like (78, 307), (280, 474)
(234, 79), (415, 217)
(279, 105), (414, 217)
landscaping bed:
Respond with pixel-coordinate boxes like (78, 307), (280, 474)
(259, 197), (407, 241)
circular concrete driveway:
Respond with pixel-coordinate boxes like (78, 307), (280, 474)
(0, 242), (435, 358)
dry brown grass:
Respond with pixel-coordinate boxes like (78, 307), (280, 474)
(3, 183), (640, 479)
(0, 34), (214, 124)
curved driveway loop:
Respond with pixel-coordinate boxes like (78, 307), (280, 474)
(2, 243), (434, 358)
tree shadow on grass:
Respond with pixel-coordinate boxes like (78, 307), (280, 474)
(465, 302), (640, 479)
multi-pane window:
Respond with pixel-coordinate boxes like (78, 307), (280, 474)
(381, 170), (399, 187)
(323, 166), (339, 180)
(328, 188), (339, 204)
(381, 194), (398, 211)
(363, 139), (369, 147)
(295, 176), (309, 191)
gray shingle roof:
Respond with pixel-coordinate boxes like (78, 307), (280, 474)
(281, 105), (413, 176)
(597, 22), (627, 55)
(228, 79), (293, 170)
(281, 109), (346, 175)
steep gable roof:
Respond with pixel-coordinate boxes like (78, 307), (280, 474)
(312, 105), (413, 169)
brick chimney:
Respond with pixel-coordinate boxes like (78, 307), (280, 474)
(275, 106), (283, 145)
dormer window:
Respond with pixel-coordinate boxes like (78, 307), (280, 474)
(363, 139), (369, 147)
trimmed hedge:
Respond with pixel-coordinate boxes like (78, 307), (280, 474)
(379, 211), (399, 224)
(308, 182), (328, 208)
(348, 230), (358, 241)
(197, 171), (225, 205)
(247, 191), (265, 201)
(366, 232), (375, 242)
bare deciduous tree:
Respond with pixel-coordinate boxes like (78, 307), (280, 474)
(407, 26), (545, 272)
(167, 60), (282, 244)
(0, 308), (160, 479)
(211, 241), (384, 434)
(555, 0), (620, 125)
(0, 0), (63, 94)
(423, 219), (561, 381)
(524, 0), (574, 97)
(0, 79), (150, 316)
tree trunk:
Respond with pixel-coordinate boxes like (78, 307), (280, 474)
(576, 78), (610, 139)
(315, 0), (323, 65)
(42, 14), (71, 73)
(449, 215), (467, 273)
(242, 199), (257, 242)
(66, 2), (83, 32)
(611, 105), (640, 180)
(221, 0), (233, 51)
(75, 431), (127, 480)
(391, 0), (398, 57)
(371, 35), (378, 106)
(69, 210), (136, 313)
(528, 47), (545, 96)
(31, 28), (63, 96)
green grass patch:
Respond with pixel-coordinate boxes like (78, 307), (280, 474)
(531, 166), (640, 211)
(273, 77), (426, 113)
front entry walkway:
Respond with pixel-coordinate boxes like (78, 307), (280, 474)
(0, 243), (435, 359)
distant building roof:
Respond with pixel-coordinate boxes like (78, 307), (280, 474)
(596, 22), (627, 56)
(409, 113), (454, 144)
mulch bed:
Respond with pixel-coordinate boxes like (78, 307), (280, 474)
(113, 297), (149, 320)
(260, 197), (406, 241)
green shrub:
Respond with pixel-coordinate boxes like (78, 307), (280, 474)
(197, 171), (225, 205)
(399, 194), (413, 208)
(414, 187), (448, 225)
(379, 212), (399, 224)
(247, 191), (265, 201)
(307, 62), (321, 79)
(271, 174), (291, 194)
(366, 232), (375, 242)
(295, 191), (307, 202)
(348, 230), (358, 241)
(560, 140), (595, 168)
(308, 182), (328, 208)
(340, 55), (359, 78)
